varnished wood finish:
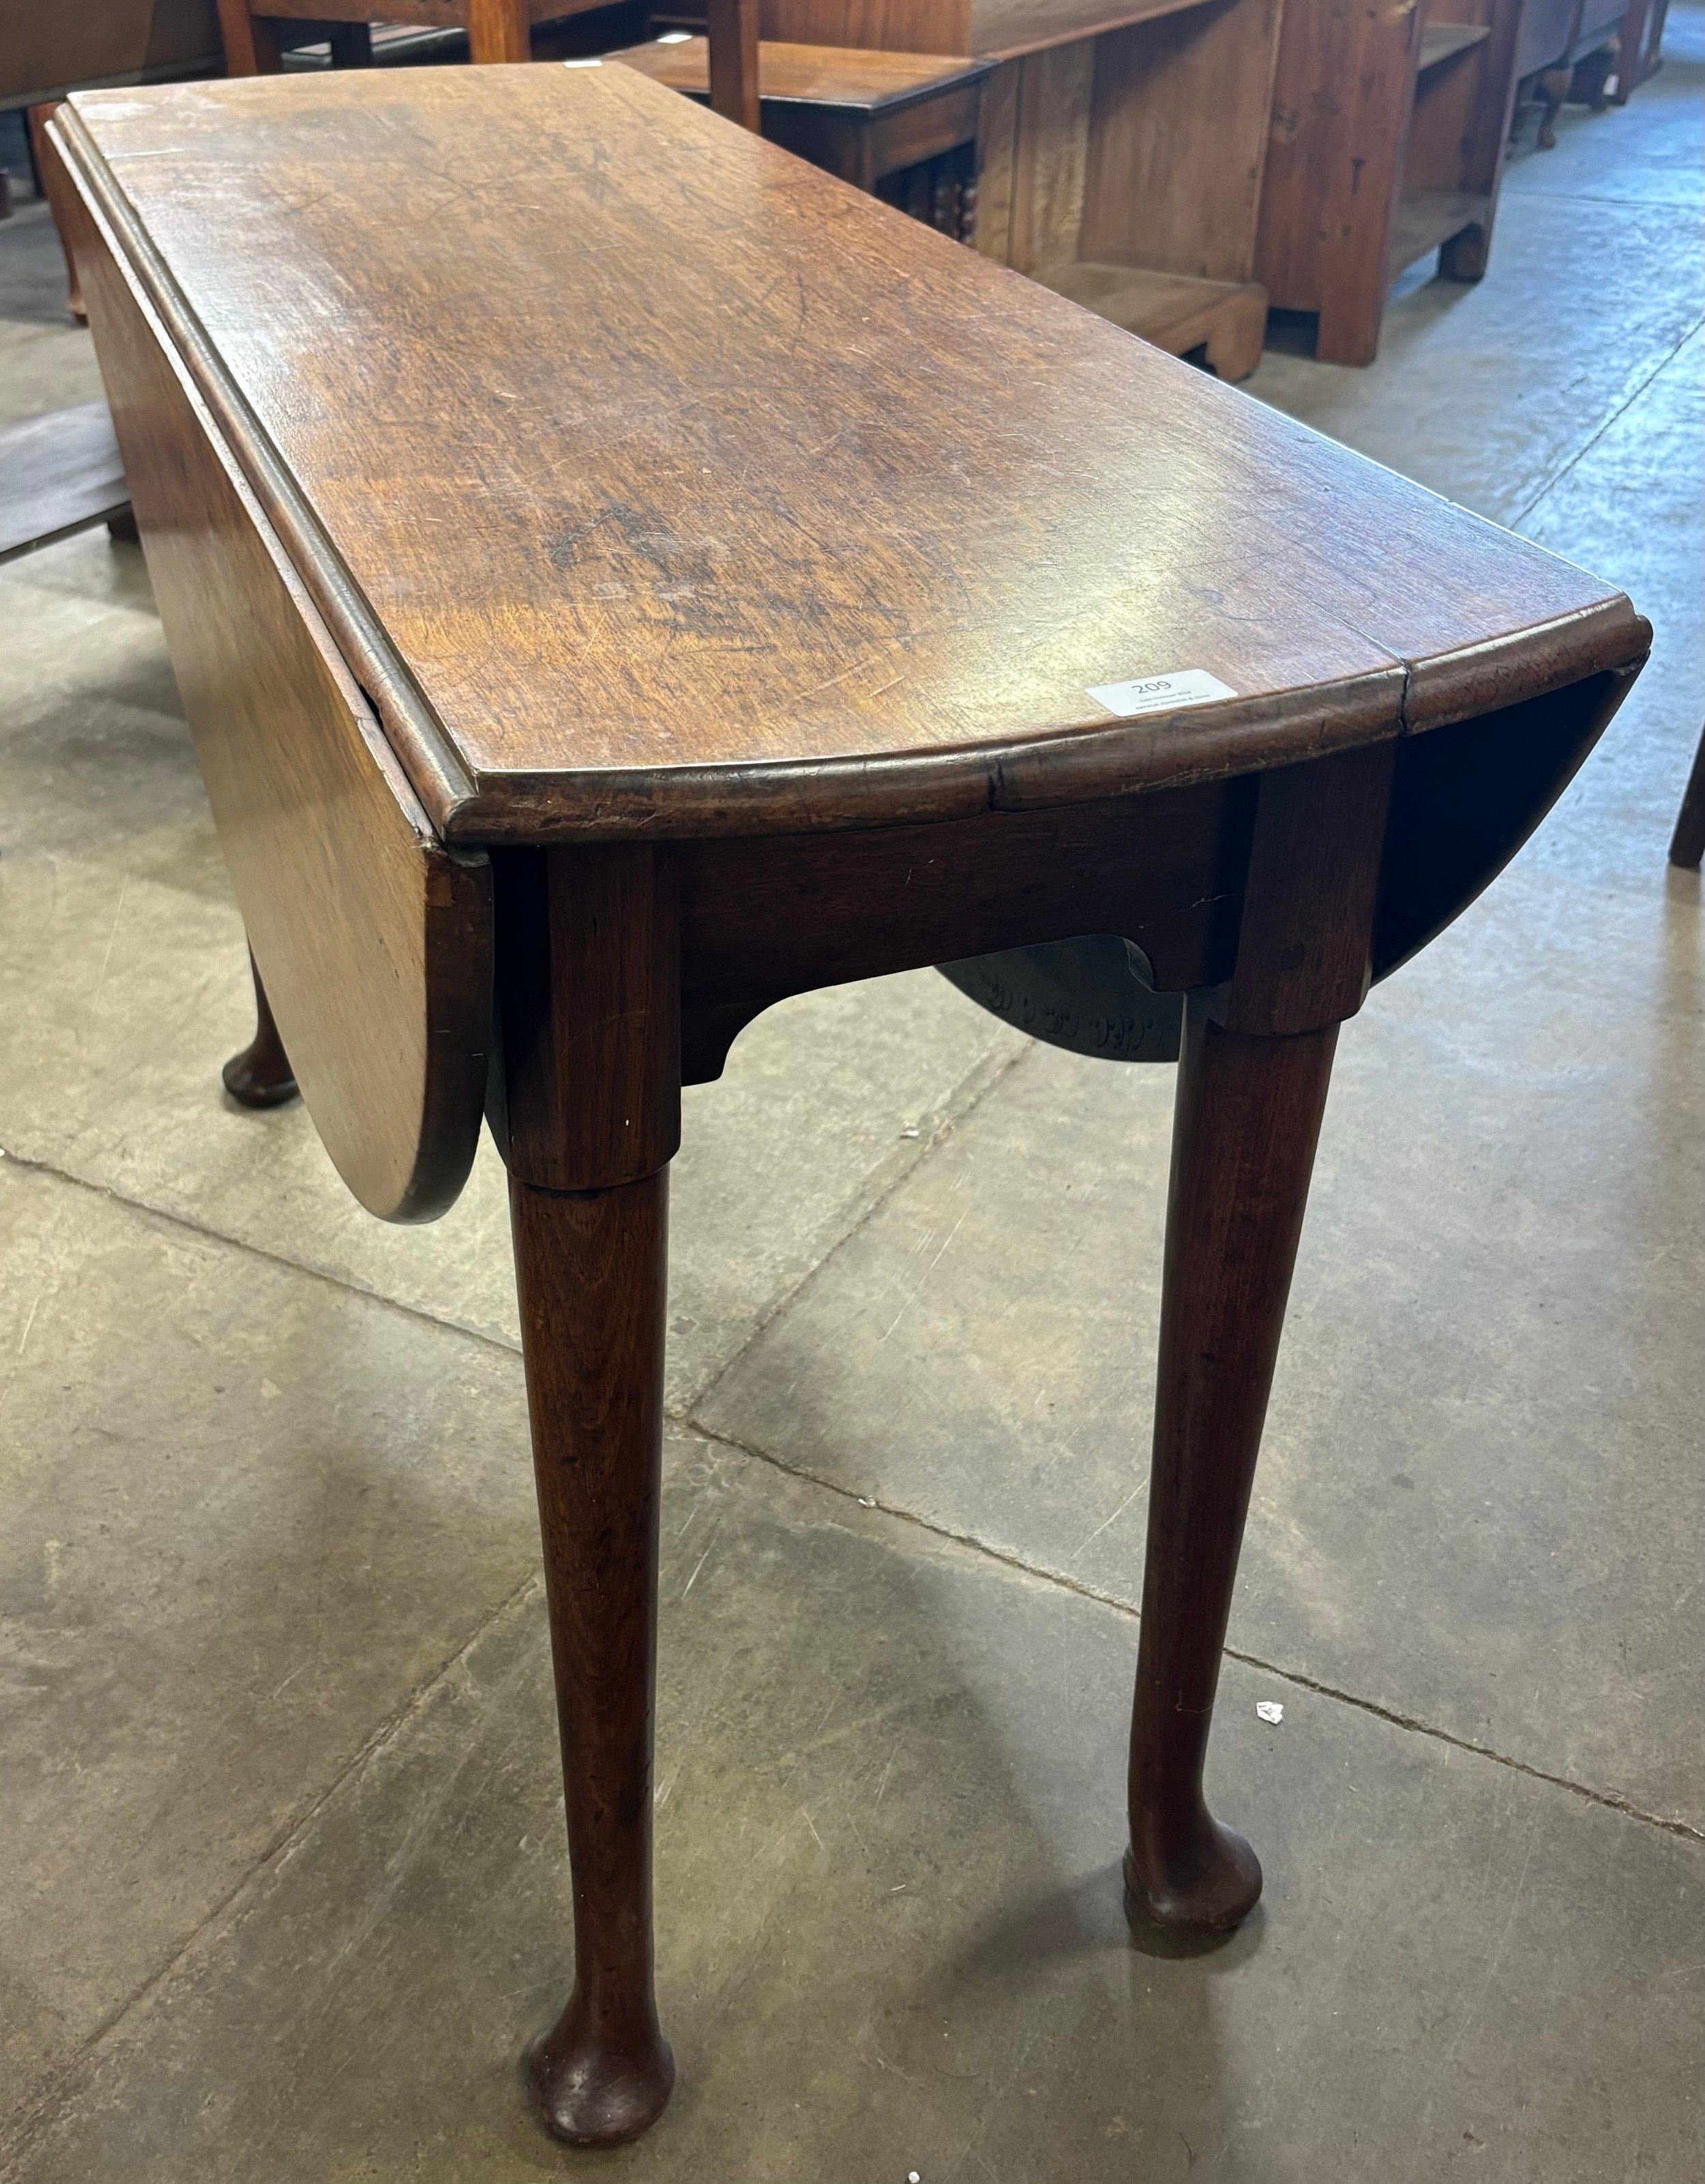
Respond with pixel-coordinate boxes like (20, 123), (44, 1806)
(490, 845), (682, 1189)
(510, 1172), (674, 2147)
(1127, 1002), (1339, 1927)
(213, 0), (280, 72)
(792, 0), (1281, 379)
(677, 777), (1251, 1078)
(217, 0), (597, 73)
(1258, 0), (1527, 365)
(58, 125), (493, 1221)
(1215, 742), (1395, 1037)
(57, 69), (1644, 841)
(0, 402), (129, 564)
(608, 37), (990, 197)
(1042, 263), (1266, 381)
(222, 952), (301, 1107)
(621, 33), (988, 105)
(762, 0), (1219, 61)
(466, 0), (533, 63)
(56, 63), (1655, 2147)
(1076, 0), (1281, 284)
(1128, 736), (1391, 1926)
(707, 0), (762, 125)
(0, 1), (222, 104)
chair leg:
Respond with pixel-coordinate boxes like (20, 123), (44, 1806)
(509, 1171), (675, 2148)
(222, 951), (299, 1108)
(1670, 723), (1705, 869)
(1125, 998), (1339, 1930)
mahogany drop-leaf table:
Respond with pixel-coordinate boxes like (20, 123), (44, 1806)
(54, 63), (1647, 2151)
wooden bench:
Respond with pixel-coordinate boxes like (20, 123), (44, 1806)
(1256, 0), (1532, 368)
(765, 0), (1281, 383)
(55, 61), (1647, 2150)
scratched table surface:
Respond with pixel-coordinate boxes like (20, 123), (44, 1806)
(65, 63), (1640, 841)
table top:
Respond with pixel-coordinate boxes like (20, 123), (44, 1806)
(607, 38), (994, 111)
(61, 65), (1644, 844)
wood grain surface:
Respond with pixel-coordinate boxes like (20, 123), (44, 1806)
(1078, 0), (1279, 284)
(610, 35), (988, 109)
(60, 134), (492, 1221)
(761, 0), (1224, 62)
(59, 65), (1646, 843)
(509, 1170), (676, 2146)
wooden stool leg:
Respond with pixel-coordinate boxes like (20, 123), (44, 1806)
(222, 949), (299, 1108)
(1125, 997), (1339, 1930)
(510, 1170), (674, 2148)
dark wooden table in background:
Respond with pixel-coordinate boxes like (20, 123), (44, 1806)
(55, 63), (1646, 2151)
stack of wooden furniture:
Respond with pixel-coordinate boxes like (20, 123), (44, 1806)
(762, 0), (1282, 383)
(1255, 0), (1530, 367)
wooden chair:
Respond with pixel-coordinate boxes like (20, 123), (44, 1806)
(1257, 0), (1532, 368)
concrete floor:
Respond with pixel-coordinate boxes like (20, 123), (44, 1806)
(0, 28), (1700, 2181)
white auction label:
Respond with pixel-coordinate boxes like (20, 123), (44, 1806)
(1086, 669), (1238, 718)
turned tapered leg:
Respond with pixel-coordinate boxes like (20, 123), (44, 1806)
(509, 1169), (674, 2149)
(222, 951), (299, 1108)
(1125, 996), (1339, 1931)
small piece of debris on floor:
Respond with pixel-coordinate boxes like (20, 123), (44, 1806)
(1256, 1701), (1284, 1724)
